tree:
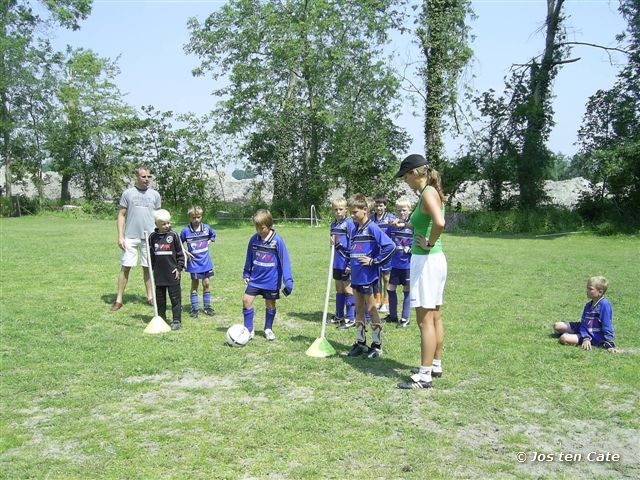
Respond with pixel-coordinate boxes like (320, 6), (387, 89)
(576, 0), (639, 220)
(416, 0), (473, 170)
(186, 0), (408, 214)
(1, 0), (91, 207)
(47, 47), (132, 202)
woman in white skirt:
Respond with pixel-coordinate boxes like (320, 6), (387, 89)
(395, 154), (447, 389)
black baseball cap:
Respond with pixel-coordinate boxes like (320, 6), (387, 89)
(395, 154), (428, 177)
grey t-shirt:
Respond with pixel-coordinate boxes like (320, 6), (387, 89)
(119, 187), (161, 239)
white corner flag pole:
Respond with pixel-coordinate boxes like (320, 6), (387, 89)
(306, 244), (337, 357)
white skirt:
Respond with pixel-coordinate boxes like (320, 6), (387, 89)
(409, 252), (447, 309)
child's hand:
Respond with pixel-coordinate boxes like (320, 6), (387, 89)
(282, 286), (292, 297)
(582, 339), (592, 351)
(243, 277), (249, 285)
(185, 251), (194, 261)
(358, 256), (373, 266)
(172, 268), (180, 280)
(607, 347), (619, 353)
(403, 246), (411, 254)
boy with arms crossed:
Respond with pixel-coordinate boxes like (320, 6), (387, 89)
(387, 198), (413, 328)
(329, 198), (357, 329)
(371, 193), (396, 313)
(242, 210), (294, 341)
(180, 206), (216, 318)
(335, 194), (395, 359)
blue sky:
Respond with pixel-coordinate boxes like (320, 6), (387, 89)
(52, 0), (627, 159)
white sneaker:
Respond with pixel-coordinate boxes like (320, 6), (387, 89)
(379, 304), (389, 313)
(249, 329), (255, 339)
(264, 328), (276, 341)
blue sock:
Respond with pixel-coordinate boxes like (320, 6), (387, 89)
(243, 308), (254, 332)
(336, 293), (345, 318)
(388, 290), (398, 319)
(402, 291), (411, 320)
(265, 308), (276, 330)
(203, 291), (211, 308)
(190, 292), (199, 311)
(345, 294), (355, 320)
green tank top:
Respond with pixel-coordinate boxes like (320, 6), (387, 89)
(410, 185), (444, 255)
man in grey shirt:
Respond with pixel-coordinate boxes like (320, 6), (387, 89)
(111, 165), (162, 311)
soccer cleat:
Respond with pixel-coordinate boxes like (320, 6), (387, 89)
(190, 309), (199, 319)
(398, 374), (432, 389)
(171, 321), (182, 331)
(110, 301), (123, 312)
(328, 315), (343, 324)
(203, 307), (215, 316)
(363, 345), (382, 359)
(338, 319), (356, 330)
(383, 314), (397, 323)
(249, 329), (255, 339)
(264, 328), (276, 341)
(379, 304), (389, 313)
(397, 318), (410, 328)
(411, 367), (442, 378)
(347, 343), (369, 357)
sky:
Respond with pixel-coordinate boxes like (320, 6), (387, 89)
(51, 0), (628, 160)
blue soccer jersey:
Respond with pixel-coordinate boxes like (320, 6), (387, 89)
(335, 219), (395, 286)
(371, 211), (396, 235)
(330, 217), (356, 270)
(389, 225), (413, 269)
(180, 223), (216, 273)
(243, 229), (294, 293)
(579, 297), (615, 348)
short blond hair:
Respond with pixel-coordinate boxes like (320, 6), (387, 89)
(154, 209), (171, 223)
(253, 209), (273, 229)
(331, 197), (347, 208)
(588, 276), (609, 294)
(395, 198), (412, 209)
(188, 205), (203, 217)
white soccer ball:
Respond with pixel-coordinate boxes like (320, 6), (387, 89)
(226, 324), (250, 347)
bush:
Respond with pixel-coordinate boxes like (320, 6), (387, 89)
(451, 207), (585, 235)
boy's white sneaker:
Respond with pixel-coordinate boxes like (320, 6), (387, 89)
(264, 329), (276, 341)
(379, 304), (389, 313)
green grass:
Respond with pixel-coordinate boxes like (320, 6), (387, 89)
(1, 216), (638, 479)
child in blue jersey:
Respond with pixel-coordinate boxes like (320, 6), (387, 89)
(335, 194), (395, 359)
(387, 198), (413, 328)
(553, 276), (617, 352)
(180, 206), (216, 318)
(242, 209), (294, 341)
(372, 193), (396, 313)
(330, 198), (357, 329)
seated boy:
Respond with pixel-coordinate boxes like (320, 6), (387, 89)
(553, 276), (617, 352)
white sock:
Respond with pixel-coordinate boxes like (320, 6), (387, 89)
(432, 359), (442, 372)
(418, 366), (432, 379)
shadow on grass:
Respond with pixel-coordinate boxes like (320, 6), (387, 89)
(101, 293), (151, 307)
(289, 334), (411, 380)
(289, 310), (325, 323)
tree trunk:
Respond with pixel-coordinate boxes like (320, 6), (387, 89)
(518, 0), (565, 208)
(61, 173), (72, 202)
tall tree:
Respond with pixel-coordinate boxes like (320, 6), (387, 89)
(416, 0), (473, 170)
(1, 0), (91, 206)
(186, 0), (408, 214)
(515, 0), (570, 208)
(576, 0), (639, 219)
(47, 47), (131, 202)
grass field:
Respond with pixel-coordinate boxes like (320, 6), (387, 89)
(1, 216), (638, 479)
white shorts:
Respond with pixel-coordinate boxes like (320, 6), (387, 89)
(120, 238), (150, 268)
(409, 252), (447, 309)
